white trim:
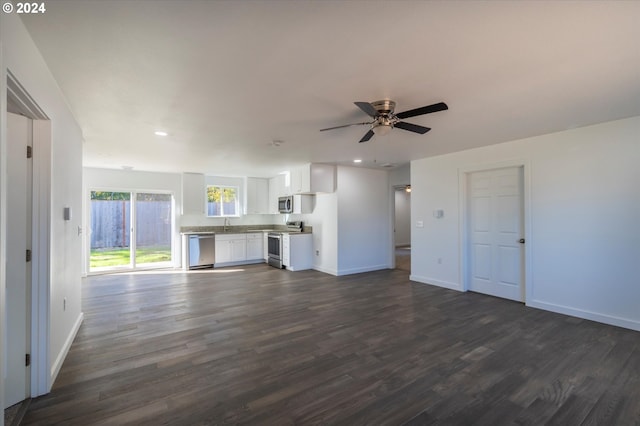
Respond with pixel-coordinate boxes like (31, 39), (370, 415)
(527, 299), (640, 332)
(388, 183), (397, 270)
(313, 265), (338, 276)
(30, 120), (52, 397)
(410, 275), (463, 291)
(213, 259), (264, 269)
(1, 45), (8, 418)
(336, 264), (392, 276)
(457, 159), (532, 303)
(50, 312), (83, 385)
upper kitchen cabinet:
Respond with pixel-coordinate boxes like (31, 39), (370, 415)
(182, 173), (206, 214)
(268, 173), (287, 213)
(245, 177), (269, 214)
(290, 163), (335, 194)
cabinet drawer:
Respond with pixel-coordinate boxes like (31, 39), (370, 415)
(215, 233), (245, 241)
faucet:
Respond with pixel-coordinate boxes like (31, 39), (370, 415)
(223, 217), (231, 232)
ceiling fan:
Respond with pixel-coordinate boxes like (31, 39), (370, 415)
(320, 100), (448, 143)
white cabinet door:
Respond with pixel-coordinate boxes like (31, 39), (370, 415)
(215, 240), (232, 263)
(286, 233), (313, 271)
(282, 234), (291, 266)
(268, 174), (287, 213)
(246, 233), (263, 260)
(290, 165), (305, 194)
(231, 239), (247, 261)
(246, 177), (269, 214)
(216, 234), (246, 263)
(263, 232), (269, 261)
(289, 164), (335, 194)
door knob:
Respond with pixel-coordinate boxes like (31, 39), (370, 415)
(518, 238), (525, 244)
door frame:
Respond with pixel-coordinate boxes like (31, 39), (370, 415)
(87, 188), (176, 274)
(458, 160), (532, 304)
(3, 70), (53, 403)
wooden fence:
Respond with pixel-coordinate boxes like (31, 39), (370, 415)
(91, 200), (171, 249)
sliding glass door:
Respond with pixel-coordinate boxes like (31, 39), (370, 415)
(135, 193), (172, 267)
(90, 190), (173, 272)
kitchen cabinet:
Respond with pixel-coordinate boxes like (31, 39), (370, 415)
(246, 233), (263, 260)
(290, 163), (335, 194)
(245, 177), (269, 214)
(282, 233), (313, 271)
(182, 173), (205, 214)
(292, 194), (314, 214)
(215, 234), (246, 264)
(263, 232), (269, 261)
(268, 173), (287, 213)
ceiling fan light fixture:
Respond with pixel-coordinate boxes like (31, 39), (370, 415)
(371, 116), (393, 136)
(372, 124), (392, 136)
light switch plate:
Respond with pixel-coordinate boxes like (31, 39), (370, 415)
(416, 220), (424, 228)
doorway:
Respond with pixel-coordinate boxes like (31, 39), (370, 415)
(89, 191), (174, 272)
(465, 166), (525, 302)
(394, 185), (411, 272)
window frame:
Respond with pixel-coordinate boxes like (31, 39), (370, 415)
(206, 184), (240, 217)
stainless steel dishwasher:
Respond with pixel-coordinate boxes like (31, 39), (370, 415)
(188, 234), (216, 269)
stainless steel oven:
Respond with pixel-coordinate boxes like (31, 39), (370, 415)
(267, 232), (284, 268)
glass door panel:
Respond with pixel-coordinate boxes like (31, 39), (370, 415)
(135, 193), (172, 266)
(90, 191), (131, 270)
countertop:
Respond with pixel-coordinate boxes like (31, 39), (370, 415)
(180, 225), (312, 235)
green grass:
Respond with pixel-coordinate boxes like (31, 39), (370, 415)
(90, 246), (171, 268)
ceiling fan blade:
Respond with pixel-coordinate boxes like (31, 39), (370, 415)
(320, 122), (372, 132)
(395, 102), (448, 119)
(354, 101), (379, 118)
(359, 129), (375, 143)
(394, 121), (431, 134)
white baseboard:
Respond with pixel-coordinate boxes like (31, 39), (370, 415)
(527, 299), (640, 332)
(313, 265), (338, 276)
(409, 275), (463, 291)
(336, 264), (391, 276)
(50, 312), (83, 384)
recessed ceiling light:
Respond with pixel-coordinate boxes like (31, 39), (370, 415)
(353, 159), (362, 163)
(154, 131), (168, 136)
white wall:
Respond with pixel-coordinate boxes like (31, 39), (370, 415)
(291, 192), (338, 274)
(337, 166), (392, 275)
(394, 189), (411, 246)
(1, 12), (84, 399)
(0, 16), (7, 418)
(389, 163), (410, 187)
(411, 116), (640, 331)
(291, 166), (392, 276)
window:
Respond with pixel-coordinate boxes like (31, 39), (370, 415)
(207, 185), (239, 217)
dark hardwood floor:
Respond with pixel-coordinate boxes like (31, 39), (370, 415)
(22, 263), (639, 425)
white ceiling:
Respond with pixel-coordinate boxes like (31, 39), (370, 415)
(21, 1), (640, 178)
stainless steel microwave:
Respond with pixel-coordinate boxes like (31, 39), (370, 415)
(278, 196), (293, 213)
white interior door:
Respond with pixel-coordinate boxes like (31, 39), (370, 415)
(4, 112), (32, 408)
(468, 166), (524, 302)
